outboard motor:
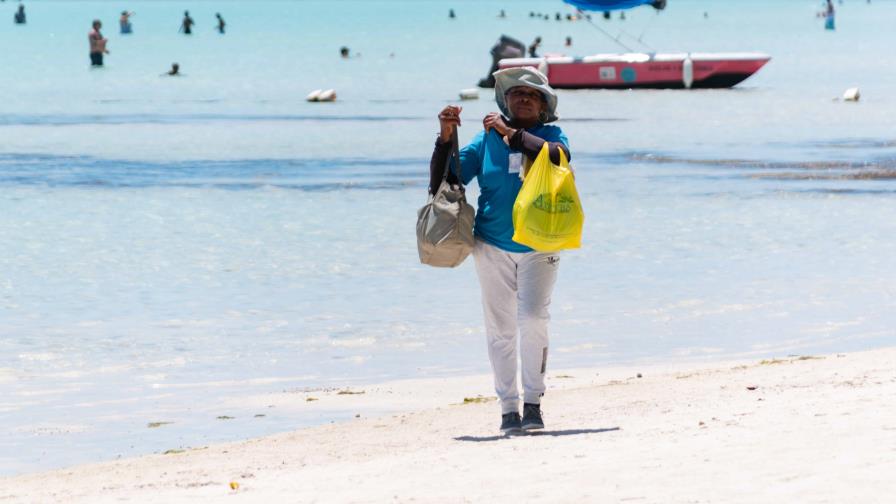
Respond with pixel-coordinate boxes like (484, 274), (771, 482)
(477, 35), (526, 88)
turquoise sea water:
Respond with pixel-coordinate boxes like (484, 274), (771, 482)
(2, 0), (896, 475)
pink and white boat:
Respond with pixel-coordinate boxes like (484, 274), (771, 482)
(477, 1), (770, 90)
(497, 52), (770, 89)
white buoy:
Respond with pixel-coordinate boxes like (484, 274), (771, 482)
(317, 89), (337, 102)
(843, 87), (860, 102)
(306, 89), (322, 102)
(682, 55), (694, 89)
(459, 88), (479, 100)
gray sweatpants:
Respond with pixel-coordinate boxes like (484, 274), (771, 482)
(472, 239), (560, 414)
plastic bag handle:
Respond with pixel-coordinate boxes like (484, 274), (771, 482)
(539, 141), (569, 168)
(556, 142), (569, 166)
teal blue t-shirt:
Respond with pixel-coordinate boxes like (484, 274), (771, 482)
(453, 125), (569, 253)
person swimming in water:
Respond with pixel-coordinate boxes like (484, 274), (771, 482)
(179, 10), (194, 34)
(120, 11), (134, 34)
(215, 13), (225, 34)
(163, 63), (180, 76)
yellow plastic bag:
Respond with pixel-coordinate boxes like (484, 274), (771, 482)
(511, 143), (584, 252)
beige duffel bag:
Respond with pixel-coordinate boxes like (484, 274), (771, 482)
(416, 128), (474, 268)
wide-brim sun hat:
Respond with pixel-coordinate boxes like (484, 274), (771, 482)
(493, 67), (559, 123)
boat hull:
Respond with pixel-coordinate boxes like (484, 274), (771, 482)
(498, 52), (770, 89)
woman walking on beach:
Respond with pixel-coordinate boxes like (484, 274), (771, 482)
(430, 67), (570, 434)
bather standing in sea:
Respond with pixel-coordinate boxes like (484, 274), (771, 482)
(180, 11), (195, 34)
(88, 20), (109, 67)
(13, 3), (25, 24)
(119, 11), (134, 34)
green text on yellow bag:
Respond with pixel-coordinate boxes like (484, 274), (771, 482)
(511, 143), (584, 252)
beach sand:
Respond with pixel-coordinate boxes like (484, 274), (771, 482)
(2, 347), (894, 503)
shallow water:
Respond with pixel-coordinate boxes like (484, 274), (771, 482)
(2, 0), (896, 475)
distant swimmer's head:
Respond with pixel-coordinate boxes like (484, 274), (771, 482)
(493, 67), (558, 124)
(340, 46), (350, 58)
(168, 63), (180, 75)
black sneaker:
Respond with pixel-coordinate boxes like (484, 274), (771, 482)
(500, 412), (522, 434)
(521, 403), (544, 431)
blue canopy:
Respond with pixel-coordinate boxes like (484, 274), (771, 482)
(563, 0), (666, 12)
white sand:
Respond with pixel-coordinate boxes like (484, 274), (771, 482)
(2, 347), (895, 503)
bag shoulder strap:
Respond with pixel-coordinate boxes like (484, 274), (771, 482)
(441, 126), (462, 183)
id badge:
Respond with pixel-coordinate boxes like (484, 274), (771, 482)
(508, 152), (522, 174)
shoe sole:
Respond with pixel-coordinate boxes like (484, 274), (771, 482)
(521, 422), (544, 431)
(501, 426), (523, 435)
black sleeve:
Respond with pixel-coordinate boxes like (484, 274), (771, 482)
(507, 129), (571, 165)
(429, 136), (458, 194)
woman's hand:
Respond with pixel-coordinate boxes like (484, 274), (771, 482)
(483, 112), (515, 138)
(438, 105), (462, 142)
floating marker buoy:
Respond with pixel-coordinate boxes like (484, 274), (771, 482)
(317, 89), (337, 102)
(843, 87), (860, 102)
(459, 88), (479, 100)
(306, 89), (323, 102)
